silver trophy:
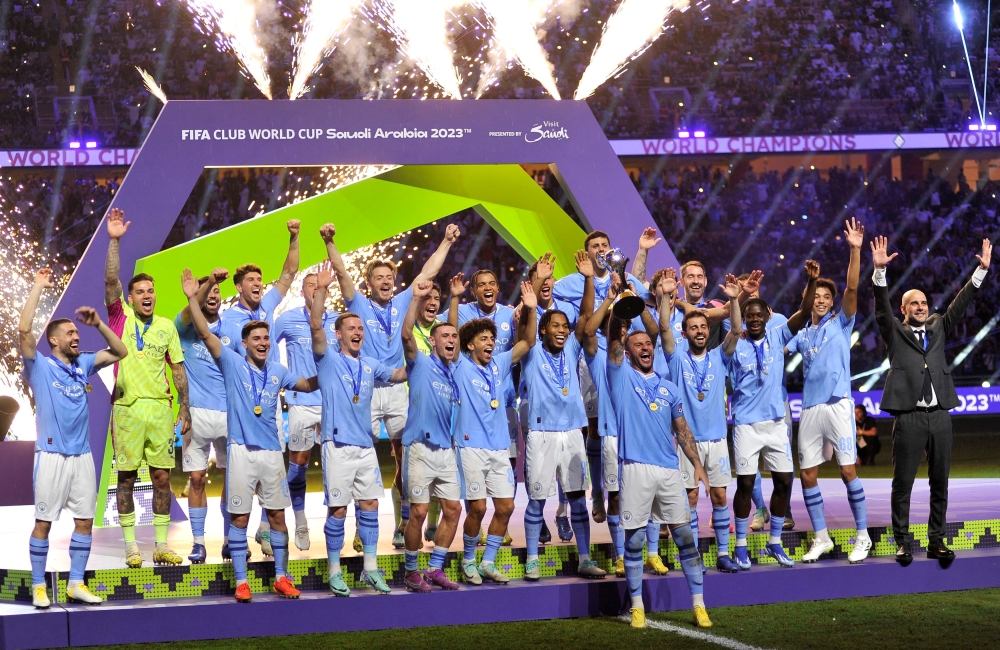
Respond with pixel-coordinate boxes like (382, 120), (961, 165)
(601, 248), (646, 320)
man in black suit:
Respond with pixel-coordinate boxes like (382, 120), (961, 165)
(871, 236), (992, 566)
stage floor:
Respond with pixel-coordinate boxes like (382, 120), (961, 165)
(2, 477), (997, 571)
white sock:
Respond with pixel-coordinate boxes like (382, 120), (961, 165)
(769, 533), (782, 545)
(259, 518), (270, 531)
(363, 553), (377, 572)
(816, 528), (832, 543)
(578, 553), (590, 563)
(155, 541), (169, 550)
(556, 502), (567, 517)
(857, 528), (871, 542)
(631, 595), (644, 610)
(236, 578), (248, 586)
(193, 535), (206, 545)
(527, 554), (538, 563)
(692, 594), (705, 609)
(329, 561), (342, 576)
(735, 538), (747, 547)
(294, 510), (307, 528)
(67, 579), (82, 590)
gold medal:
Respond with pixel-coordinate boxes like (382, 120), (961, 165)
(253, 405), (263, 416)
(649, 403), (659, 412)
(562, 387), (569, 396)
(353, 395), (359, 404)
(490, 399), (499, 409)
(135, 350), (145, 359)
(85, 383), (93, 393)
(697, 392), (705, 401)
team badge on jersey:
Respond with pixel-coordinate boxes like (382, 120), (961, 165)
(531, 482), (543, 494)
(501, 322), (510, 331)
(221, 336), (231, 345)
(36, 502), (48, 514)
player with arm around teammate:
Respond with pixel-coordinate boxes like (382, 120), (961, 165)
(21, 269), (128, 608)
(398, 280), (464, 592)
(454, 282), (538, 585)
(607, 313), (712, 629)
(181, 270), (318, 603)
(796, 219), (872, 564)
(309, 262), (408, 596)
(659, 269), (744, 574)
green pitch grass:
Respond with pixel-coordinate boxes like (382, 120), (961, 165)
(86, 587), (1000, 650)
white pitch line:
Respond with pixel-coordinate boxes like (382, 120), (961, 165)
(619, 615), (772, 650)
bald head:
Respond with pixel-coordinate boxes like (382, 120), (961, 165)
(901, 289), (929, 326)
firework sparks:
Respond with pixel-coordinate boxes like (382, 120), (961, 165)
(289, 0), (363, 100)
(476, 0), (561, 99)
(574, 0), (686, 100)
(370, 0), (464, 100)
(179, 0), (273, 99)
(136, 66), (169, 104)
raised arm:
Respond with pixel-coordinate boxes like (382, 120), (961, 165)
(511, 281), (538, 363)
(18, 269), (53, 359)
(871, 235), (899, 345)
(720, 274), (743, 356)
(403, 280), (433, 361)
(104, 208), (129, 305)
(842, 218), (864, 318)
(673, 415), (709, 496)
(786, 260), (820, 333)
(656, 269), (679, 355)
(274, 219), (300, 296)
(414, 224), (461, 283)
(320, 223), (356, 302)
(75, 307), (128, 369)
(575, 250), (595, 341)
(632, 227), (661, 285)
(311, 261), (335, 356)
(943, 238), (992, 334)
(179, 268), (228, 326)
(182, 269), (222, 358)
(607, 315), (627, 367)
(447, 272), (466, 330)
(532, 252), (555, 299)
(736, 270), (764, 308)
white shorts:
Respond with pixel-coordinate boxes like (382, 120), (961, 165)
(798, 399), (857, 469)
(619, 461), (689, 528)
(226, 445), (290, 514)
(402, 442), (461, 504)
(287, 405), (322, 452)
(371, 383), (408, 441)
(33, 451), (96, 522)
(506, 406), (520, 459)
(579, 358), (598, 418)
(525, 428), (589, 499)
(182, 407), (228, 472)
(732, 419), (794, 475)
(457, 447), (516, 500)
(677, 439), (732, 489)
(602, 436), (620, 492)
(322, 442), (384, 507)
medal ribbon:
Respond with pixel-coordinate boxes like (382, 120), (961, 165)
(543, 346), (568, 394)
(341, 350), (363, 401)
(632, 367), (660, 407)
(52, 356), (87, 389)
(414, 322), (433, 352)
(686, 349), (709, 397)
(369, 298), (393, 337)
(475, 361), (497, 405)
(246, 359), (267, 413)
(240, 302), (262, 321)
(807, 311), (834, 353)
(430, 353), (460, 404)
(753, 338), (768, 378)
(134, 318), (152, 351)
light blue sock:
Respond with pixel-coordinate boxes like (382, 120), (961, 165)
(769, 515), (785, 545)
(287, 462), (307, 514)
(558, 482), (568, 505)
(624, 528), (645, 598)
(429, 546), (448, 570)
(569, 494), (591, 559)
(483, 534), (503, 564)
(645, 519), (659, 556)
(752, 471), (765, 509)
(29, 537), (48, 586)
(712, 505), (731, 556)
(270, 529), (288, 578)
(358, 510), (379, 556)
(228, 525), (249, 582)
(803, 486), (827, 533)
(525, 498), (545, 558)
(324, 515), (344, 575)
(670, 524), (704, 597)
(189, 506), (208, 543)
(260, 509), (268, 524)
(220, 498), (231, 540)
(607, 514), (624, 560)
(689, 506), (699, 540)
(405, 551), (419, 572)
(846, 478), (868, 531)
(463, 533), (478, 562)
(735, 516), (749, 545)
(68, 533), (92, 582)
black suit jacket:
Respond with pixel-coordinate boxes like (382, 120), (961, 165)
(873, 275), (979, 414)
